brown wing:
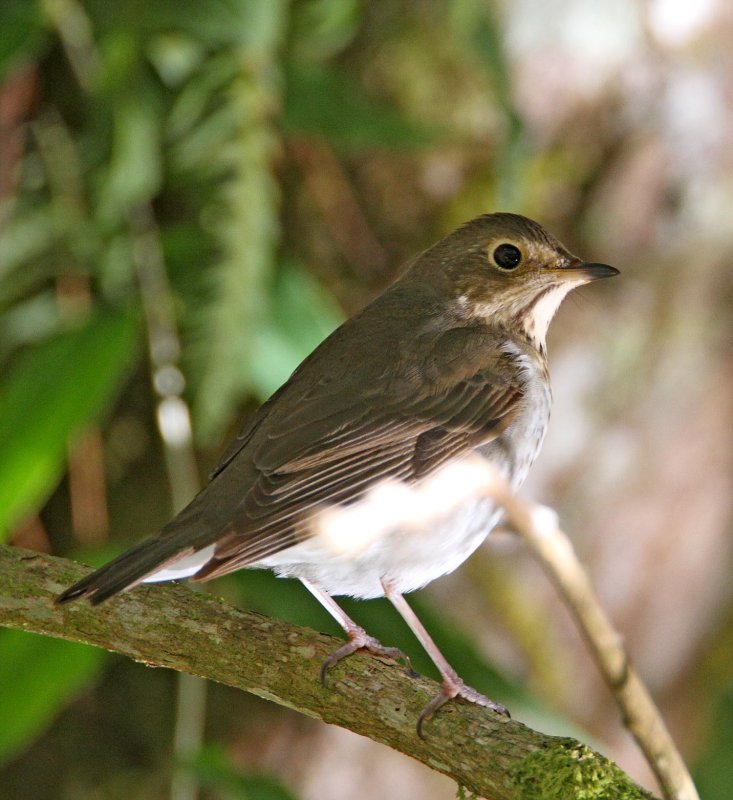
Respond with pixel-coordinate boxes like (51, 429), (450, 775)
(194, 327), (523, 580)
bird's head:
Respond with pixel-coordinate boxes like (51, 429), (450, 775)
(409, 213), (618, 351)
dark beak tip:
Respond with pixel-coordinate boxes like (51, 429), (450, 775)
(583, 262), (619, 280)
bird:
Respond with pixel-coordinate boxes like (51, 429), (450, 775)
(57, 212), (618, 733)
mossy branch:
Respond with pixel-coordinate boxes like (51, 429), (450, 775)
(0, 544), (655, 800)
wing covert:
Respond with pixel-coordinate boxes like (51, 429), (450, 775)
(195, 326), (524, 579)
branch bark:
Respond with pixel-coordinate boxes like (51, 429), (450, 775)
(1, 544), (655, 800)
(493, 491), (699, 800)
(474, 470), (697, 800)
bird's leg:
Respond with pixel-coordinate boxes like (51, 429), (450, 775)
(300, 579), (412, 685)
(380, 578), (510, 737)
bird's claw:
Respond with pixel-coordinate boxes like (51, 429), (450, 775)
(417, 680), (510, 738)
(320, 631), (412, 686)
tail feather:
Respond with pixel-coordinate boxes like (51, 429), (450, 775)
(56, 538), (198, 606)
(56, 464), (246, 604)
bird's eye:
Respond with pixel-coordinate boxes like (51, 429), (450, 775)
(492, 243), (522, 270)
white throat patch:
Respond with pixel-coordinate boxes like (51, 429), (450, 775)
(523, 282), (582, 350)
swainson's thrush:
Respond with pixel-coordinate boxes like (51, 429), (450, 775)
(58, 213), (618, 731)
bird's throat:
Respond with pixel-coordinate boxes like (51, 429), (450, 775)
(522, 282), (582, 351)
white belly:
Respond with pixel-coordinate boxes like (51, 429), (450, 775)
(256, 497), (502, 598)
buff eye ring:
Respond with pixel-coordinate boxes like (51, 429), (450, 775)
(492, 243), (522, 270)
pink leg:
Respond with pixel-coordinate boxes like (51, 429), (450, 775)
(301, 579), (411, 683)
(381, 578), (509, 736)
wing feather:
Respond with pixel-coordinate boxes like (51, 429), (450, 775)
(194, 327), (524, 581)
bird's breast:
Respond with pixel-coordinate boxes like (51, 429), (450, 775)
(482, 341), (552, 489)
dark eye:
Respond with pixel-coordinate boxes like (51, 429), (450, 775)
(492, 243), (522, 270)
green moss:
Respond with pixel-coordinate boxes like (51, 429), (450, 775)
(508, 740), (654, 800)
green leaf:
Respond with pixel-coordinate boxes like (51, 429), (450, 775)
(694, 686), (733, 799)
(248, 262), (343, 399)
(96, 91), (163, 224)
(0, 629), (106, 766)
(0, 311), (139, 538)
(191, 3), (289, 444)
(140, 0), (289, 49)
(290, 0), (363, 62)
(0, 206), (57, 311)
(191, 744), (298, 800)
(283, 65), (440, 153)
(0, 0), (48, 81)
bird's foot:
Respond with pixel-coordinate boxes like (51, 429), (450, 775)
(320, 628), (414, 686)
(417, 674), (510, 738)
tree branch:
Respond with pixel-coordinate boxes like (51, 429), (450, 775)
(482, 468), (700, 800)
(1, 543), (655, 800)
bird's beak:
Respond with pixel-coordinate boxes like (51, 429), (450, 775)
(555, 259), (619, 283)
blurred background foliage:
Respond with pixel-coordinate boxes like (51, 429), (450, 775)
(1, 0), (732, 798)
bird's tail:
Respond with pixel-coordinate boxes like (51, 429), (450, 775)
(55, 533), (204, 605)
(56, 456), (250, 605)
